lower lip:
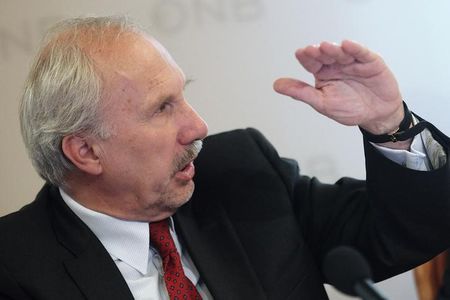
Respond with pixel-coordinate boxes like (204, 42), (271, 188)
(175, 162), (195, 181)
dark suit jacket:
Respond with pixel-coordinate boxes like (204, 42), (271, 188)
(1, 127), (449, 300)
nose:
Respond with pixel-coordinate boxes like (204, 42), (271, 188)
(178, 101), (208, 145)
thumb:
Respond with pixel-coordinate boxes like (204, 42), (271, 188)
(273, 78), (323, 108)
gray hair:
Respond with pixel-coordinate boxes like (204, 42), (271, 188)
(19, 16), (143, 186)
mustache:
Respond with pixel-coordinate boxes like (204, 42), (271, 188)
(173, 140), (203, 174)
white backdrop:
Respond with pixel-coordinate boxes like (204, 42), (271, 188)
(1, 0), (450, 299)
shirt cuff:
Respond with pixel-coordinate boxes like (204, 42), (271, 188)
(371, 135), (430, 171)
(370, 114), (448, 171)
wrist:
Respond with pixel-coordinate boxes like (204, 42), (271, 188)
(359, 101), (414, 144)
(361, 102), (408, 136)
(375, 138), (412, 151)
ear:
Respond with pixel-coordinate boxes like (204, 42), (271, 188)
(61, 135), (103, 176)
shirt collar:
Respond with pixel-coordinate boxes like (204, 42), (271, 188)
(59, 188), (150, 275)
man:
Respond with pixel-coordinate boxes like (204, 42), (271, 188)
(0, 16), (448, 300)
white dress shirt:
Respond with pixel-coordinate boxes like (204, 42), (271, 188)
(60, 190), (212, 300)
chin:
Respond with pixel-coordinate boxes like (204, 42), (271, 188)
(178, 181), (195, 205)
(164, 181), (195, 210)
(141, 183), (195, 222)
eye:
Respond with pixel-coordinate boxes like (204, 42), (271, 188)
(155, 101), (173, 115)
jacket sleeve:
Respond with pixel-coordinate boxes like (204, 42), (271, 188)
(246, 123), (450, 282)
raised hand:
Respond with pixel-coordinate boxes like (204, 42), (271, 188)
(274, 40), (404, 135)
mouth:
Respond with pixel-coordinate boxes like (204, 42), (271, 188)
(173, 140), (203, 181)
(174, 161), (196, 181)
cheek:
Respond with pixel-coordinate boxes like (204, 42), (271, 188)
(130, 139), (178, 175)
(102, 124), (179, 175)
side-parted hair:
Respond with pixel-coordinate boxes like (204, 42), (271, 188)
(19, 16), (143, 187)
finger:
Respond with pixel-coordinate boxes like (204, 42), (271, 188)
(319, 41), (355, 65)
(342, 60), (381, 77)
(295, 46), (323, 73)
(341, 40), (378, 63)
(273, 77), (323, 108)
(300, 45), (336, 66)
(318, 48), (336, 65)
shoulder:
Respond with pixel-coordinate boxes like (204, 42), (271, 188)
(0, 184), (56, 253)
(204, 127), (270, 146)
(200, 127), (298, 177)
(0, 184), (53, 225)
(193, 128), (300, 203)
(200, 127), (280, 164)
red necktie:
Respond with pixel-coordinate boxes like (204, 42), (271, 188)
(150, 219), (202, 300)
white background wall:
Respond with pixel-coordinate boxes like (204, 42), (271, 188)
(1, 0), (449, 299)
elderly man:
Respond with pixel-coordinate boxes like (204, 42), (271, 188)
(0, 16), (449, 300)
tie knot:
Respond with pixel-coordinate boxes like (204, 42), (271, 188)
(150, 219), (177, 258)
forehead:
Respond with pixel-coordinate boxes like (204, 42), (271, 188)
(94, 33), (185, 103)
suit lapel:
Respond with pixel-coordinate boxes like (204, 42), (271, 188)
(175, 202), (267, 300)
(63, 250), (134, 300)
(48, 185), (134, 300)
